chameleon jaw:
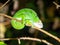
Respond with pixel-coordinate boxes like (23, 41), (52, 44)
(33, 21), (43, 28)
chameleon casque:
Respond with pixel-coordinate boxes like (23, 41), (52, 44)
(11, 8), (43, 30)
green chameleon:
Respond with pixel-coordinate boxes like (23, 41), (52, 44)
(11, 8), (43, 30)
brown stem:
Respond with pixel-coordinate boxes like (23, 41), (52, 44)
(0, 37), (53, 45)
(0, 0), (10, 10)
(0, 13), (21, 22)
(34, 27), (60, 42)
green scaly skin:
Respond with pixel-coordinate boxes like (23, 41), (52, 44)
(11, 8), (43, 30)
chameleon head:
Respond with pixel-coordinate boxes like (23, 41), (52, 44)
(33, 20), (43, 28)
(29, 20), (43, 34)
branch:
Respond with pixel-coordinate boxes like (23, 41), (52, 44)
(53, 1), (60, 9)
(0, 13), (21, 22)
(0, 13), (60, 43)
(0, 37), (53, 45)
(0, 0), (10, 10)
(34, 27), (60, 42)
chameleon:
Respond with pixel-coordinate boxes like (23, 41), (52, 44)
(11, 8), (43, 30)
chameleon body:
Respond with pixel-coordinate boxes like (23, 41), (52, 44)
(11, 8), (43, 30)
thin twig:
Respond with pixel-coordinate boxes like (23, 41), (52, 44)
(18, 38), (21, 45)
(53, 2), (58, 6)
(34, 27), (60, 42)
(0, 0), (10, 10)
(0, 13), (21, 22)
(53, 1), (60, 9)
(0, 13), (60, 43)
(0, 37), (53, 45)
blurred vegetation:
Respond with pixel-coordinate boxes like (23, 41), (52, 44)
(0, 0), (60, 45)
